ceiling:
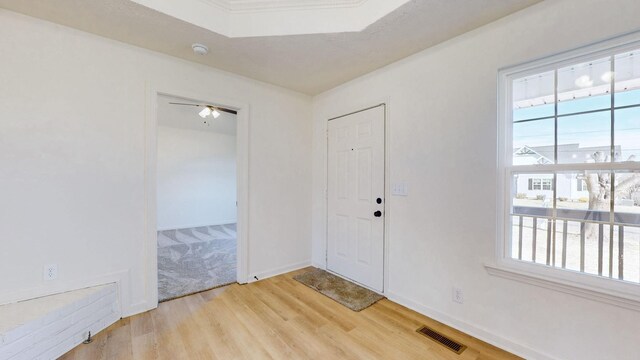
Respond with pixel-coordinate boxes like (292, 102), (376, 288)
(158, 95), (237, 136)
(0, 0), (542, 95)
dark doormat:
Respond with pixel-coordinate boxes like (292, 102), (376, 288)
(293, 268), (384, 311)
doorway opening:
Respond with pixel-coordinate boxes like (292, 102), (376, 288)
(156, 94), (238, 302)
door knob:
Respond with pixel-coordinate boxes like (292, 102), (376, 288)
(374, 210), (382, 217)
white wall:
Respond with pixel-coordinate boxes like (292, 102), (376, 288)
(157, 125), (237, 230)
(311, 1), (640, 359)
(0, 9), (312, 315)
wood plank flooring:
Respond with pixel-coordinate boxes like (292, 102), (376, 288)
(59, 268), (521, 360)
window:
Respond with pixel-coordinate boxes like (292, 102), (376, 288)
(576, 178), (587, 192)
(527, 178), (553, 191)
(499, 37), (640, 295)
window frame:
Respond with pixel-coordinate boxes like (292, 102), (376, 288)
(494, 32), (640, 310)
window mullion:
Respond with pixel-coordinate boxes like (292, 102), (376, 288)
(609, 56), (616, 278)
(554, 68), (559, 165)
(610, 54), (615, 163)
(552, 68), (559, 266)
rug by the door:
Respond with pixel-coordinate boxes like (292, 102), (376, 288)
(293, 268), (384, 311)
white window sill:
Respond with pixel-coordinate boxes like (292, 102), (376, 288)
(485, 261), (640, 312)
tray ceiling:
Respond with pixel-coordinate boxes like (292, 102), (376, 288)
(0, 0), (542, 94)
(130, 0), (410, 37)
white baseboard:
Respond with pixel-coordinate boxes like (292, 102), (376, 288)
(248, 260), (311, 283)
(385, 291), (559, 360)
(123, 300), (152, 318)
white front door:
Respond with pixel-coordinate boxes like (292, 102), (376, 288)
(327, 105), (385, 292)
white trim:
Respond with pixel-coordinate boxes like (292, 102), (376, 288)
(144, 84), (251, 313)
(385, 291), (559, 360)
(205, 0), (366, 13)
(485, 263), (640, 312)
(156, 220), (238, 232)
(123, 299), (152, 318)
(495, 30), (640, 310)
(248, 260), (311, 282)
(382, 100), (391, 295)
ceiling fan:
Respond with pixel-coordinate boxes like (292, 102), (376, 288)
(168, 102), (238, 122)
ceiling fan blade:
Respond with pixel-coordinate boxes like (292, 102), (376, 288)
(168, 102), (202, 107)
(217, 108), (238, 115)
(168, 101), (238, 115)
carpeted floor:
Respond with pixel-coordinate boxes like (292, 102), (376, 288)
(293, 268), (384, 311)
(157, 224), (236, 302)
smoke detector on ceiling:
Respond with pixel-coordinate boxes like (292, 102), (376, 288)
(192, 43), (209, 55)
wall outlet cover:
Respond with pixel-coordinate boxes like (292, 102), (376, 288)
(44, 264), (58, 281)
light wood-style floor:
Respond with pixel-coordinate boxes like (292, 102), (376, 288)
(60, 268), (520, 360)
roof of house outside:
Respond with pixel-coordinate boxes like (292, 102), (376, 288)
(514, 144), (621, 165)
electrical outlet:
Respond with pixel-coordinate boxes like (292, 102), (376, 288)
(43, 264), (58, 281)
(452, 287), (464, 304)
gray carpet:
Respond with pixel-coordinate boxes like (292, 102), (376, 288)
(157, 224), (237, 302)
(293, 268), (385, 311)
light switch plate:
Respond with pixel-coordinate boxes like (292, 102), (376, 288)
(391, 182), (408, 196)
(453, 287), (464, 304)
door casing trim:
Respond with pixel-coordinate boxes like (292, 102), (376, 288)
(144, 83), (250, 311)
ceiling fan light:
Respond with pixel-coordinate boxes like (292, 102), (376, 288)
(212, 109), (221, 118)
(199, 107), (212, 118)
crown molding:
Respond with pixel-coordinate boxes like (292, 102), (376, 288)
(204, 0), (367, 13)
